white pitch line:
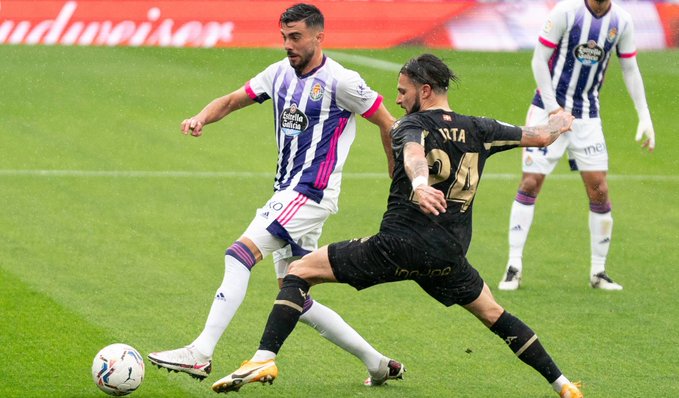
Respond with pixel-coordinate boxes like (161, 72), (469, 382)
(325, 50), (402, 72)
(0, 169), (677, 182)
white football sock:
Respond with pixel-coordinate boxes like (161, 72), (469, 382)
(589, 210), (613, 276)
(551, 374), (571, 394)
(251, 350), (276, 362)
(300, 300), (382, 374)
(191, 254), (251, 357)
(508, 200), (535, 271)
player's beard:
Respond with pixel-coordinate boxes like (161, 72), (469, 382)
(288, 48), (314, 75)
(407, 96), (421, 115)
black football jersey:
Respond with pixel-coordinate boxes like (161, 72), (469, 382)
(380, 109), (522, 258)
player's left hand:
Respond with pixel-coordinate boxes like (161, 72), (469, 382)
(415, 186), (447, 216)
(635, 109), (655, 152)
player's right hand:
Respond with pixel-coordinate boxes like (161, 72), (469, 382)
(181, 118), (204, 137)
(635, 109), (655, 152)
(415, 185), (447, 216)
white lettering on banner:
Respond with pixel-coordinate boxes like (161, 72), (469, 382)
(0, 1), (235, 47)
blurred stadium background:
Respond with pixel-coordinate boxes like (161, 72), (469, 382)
(2, 0), (678, 50)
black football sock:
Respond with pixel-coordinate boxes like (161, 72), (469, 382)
(258, 274), (310, 354)
(490, 311), (562, 383)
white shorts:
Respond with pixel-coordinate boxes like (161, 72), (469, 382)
(242, 189), (335, 277)
(522, 105), (608, 174)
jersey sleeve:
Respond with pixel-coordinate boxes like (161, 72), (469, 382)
(244, 60), (282, 103)
(335, 70), (382, 118)
(538, 2), (568, 49)
(472, 117), (523, 156)
(616, 11), (637, 58)
(391, 118), (425, 156)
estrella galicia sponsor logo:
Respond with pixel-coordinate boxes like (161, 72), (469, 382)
(280, 103), (309, 136)
(309, 83), (323, 101)
(573, 40), (604, 66)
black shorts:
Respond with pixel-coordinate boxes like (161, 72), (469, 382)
(328, 233), (484, 307)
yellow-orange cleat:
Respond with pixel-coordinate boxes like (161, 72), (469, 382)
(560, 381), (583, 398)
(212, 359), (278, 393)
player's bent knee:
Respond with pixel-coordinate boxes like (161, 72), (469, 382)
(519, 174), (545, 194)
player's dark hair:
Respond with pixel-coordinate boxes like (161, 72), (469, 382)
(400, 54), (459, 93)
(280, 3), (324, 30)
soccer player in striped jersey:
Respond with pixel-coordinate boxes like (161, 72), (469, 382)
(499, 0), (656, 291)
(148, 3), (403, 387)
(213, 54), (582, 398)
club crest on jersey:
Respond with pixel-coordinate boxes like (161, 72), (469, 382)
(573, 40), (604, 66)
(280, 103), (309, 137)
(607, 27), (618, 43)
(309, 83), (324, 101)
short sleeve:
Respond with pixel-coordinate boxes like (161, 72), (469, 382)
(616, 14), (637, 58)
(538, 3), (568, 49)
(391, 118), (425, 155)
(245, 61), (283, 103)
(335, 70), (381, 117)
(471, 117), (523, 155)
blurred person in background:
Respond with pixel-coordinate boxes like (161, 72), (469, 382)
(499, 0), (656, 291)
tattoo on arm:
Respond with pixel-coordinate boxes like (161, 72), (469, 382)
(404, 142), (429, 180)
(410, 158), (430, 178)
(522, 124), (560, 139)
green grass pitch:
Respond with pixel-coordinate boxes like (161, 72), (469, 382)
(1, 45), (678, 397)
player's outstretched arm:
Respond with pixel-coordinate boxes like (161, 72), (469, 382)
(180, 87), (255, 137)
(365, 103), (396, 178)
(519, 112), (574, 148)
(620, 56), (655, 152)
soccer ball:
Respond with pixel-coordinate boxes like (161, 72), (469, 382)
(92, 343), (145, 396)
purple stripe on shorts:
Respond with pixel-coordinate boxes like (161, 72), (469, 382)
(515, 190), (537, 206)
(589, 201), (611, 214)
(225, 241), (257, 270)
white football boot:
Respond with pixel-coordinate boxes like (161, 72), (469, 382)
(364, 357), (405, 386)
(590, 272), (623, 290)
(498, 265), (522, 291)
(148, 345), (212, 380)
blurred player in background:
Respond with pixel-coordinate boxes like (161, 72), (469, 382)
(148, 3), (404, 386)
(212, 54), (583, 398)
(499, 0), (655, 291)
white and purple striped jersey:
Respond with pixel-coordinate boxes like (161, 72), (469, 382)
(245, 55), (382, 206)
(532, 0), (637, 118)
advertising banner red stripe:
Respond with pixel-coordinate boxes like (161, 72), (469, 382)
(656, 3), (679, 47)
(2, 1), (677, 49)
(0, 0), (475, 48)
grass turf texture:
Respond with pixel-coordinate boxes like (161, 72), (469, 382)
(1, 46), (678, 397)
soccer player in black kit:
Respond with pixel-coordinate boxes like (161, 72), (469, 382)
(213, 54), (584, 398)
